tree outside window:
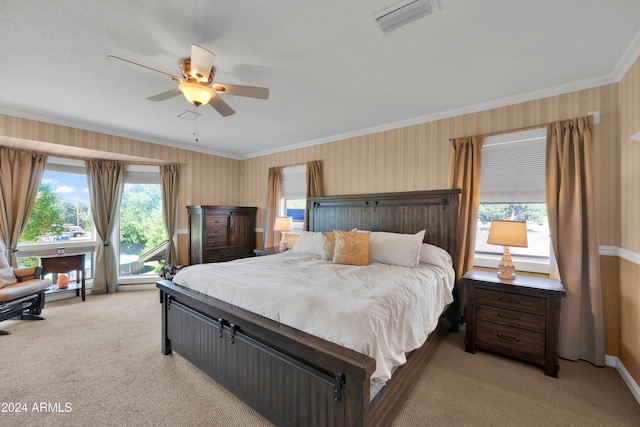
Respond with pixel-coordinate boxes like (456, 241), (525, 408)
(21, 177), (92, 243)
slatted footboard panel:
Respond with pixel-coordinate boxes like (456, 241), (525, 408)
(166, 296), (351, 427)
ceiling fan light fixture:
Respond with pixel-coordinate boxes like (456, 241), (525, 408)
(178, 82), (213, 106)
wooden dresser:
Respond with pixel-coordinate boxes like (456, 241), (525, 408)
(464, 269), (566, 377)
(187, 205), (257, 264)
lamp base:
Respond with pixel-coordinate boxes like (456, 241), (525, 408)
(497, 246), (517, 280)
(279, 235), (288, 252)
(497, 270), (516, 280)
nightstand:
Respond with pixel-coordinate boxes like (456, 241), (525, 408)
(464, 269), (566, 377)
(253, 246), (284, 256)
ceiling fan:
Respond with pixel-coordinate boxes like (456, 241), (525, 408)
(107, 44), (269, 117)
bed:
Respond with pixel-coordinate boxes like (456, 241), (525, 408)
(157, 189), (461, 427)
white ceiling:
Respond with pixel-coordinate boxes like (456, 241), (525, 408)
(1, 1), (639, 160)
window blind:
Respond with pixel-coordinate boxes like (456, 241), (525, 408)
(281, 164), (306, 199)
(480, 128), (546, 203)
(125, 165), (160, 184)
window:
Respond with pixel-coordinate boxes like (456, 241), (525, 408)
(474, 128), (550, 273)
(17, 157), (94, 277)
(281, 165), (306, 230)
(118, 166), (165, 278)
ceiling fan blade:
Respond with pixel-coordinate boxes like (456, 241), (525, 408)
(147, 89), (182, 102)
(208, 94), (236, 117)
(190, 44), (215, 83)
(213, 83), (269, 100)
(107, 55), (183, 82)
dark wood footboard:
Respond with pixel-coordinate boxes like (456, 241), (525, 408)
(159, 279), (377, 426)
(158, 279), (455, 427)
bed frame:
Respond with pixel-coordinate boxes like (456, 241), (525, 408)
(157, 189), (461, 427)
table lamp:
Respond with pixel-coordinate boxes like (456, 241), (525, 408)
(273, 216), (293, 252)
(487, 219), (528, 280)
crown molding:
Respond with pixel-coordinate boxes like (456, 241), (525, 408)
(611, 28), (640, 81)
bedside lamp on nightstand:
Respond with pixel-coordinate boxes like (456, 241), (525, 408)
(487, 219), (528, 280)
(273, 216), (293, 252)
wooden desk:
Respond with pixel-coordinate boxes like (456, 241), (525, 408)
(41, 253), (86, 301)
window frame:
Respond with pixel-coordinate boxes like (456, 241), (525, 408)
(473, 128), (550, 274)
(280, 165), (307, 232)
(16, 157), (97, 273)
(116, 165), (165, 284)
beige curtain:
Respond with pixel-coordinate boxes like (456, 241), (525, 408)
(546, 117), (605, 366)
(304, 160), (323, 231)
(263, 167), (282, 248)
(449, 135), (484, 321)
(87, 160), (125, 294)
(160, 164), (180, 265)
(0, 147), (47, 266)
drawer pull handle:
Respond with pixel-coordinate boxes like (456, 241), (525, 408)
(497, 297), (520, 304)
(497, 313), (520, 321)
(497, 334), (520, 343)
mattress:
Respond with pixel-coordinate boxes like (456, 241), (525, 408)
(172, 251), (454, 383)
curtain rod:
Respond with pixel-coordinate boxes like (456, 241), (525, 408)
(449, 124), (546, 141)
(449, 114), (596, 141)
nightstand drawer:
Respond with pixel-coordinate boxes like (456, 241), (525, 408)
(476, 320), (545, 359)
(476, 288), (546, 315)
(476, 304), (546, 332)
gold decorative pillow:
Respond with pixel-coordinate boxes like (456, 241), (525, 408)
(321, 231), (336, 260)
(332, 230), (370, 266)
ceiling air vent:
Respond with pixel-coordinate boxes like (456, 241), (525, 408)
(371, 0), (439, 35)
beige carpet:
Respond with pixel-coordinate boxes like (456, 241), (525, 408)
(1, 290), (638, 427)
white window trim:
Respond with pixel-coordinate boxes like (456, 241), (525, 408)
(117, 164), (163, 282)
(16, 156), (98, 259)
(280, 164), (307, 231)
(473, 253), (550, 275)
(474, 128), (550, 274)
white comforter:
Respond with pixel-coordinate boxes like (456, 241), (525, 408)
(172, 252), (454, 383)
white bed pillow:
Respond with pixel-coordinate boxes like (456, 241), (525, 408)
(289, 231), (324, 257)
(419, 243), (453, 269)
(369, 230), (426, 267)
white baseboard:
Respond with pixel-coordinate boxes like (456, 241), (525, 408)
(606, 354), (640, 404)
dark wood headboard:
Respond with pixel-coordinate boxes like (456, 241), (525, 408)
(308, 189), (461, 265)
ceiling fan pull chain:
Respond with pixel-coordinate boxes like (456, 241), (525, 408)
(193, 105), (199, 142)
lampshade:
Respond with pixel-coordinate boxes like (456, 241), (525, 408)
(487, 220), (528, 248)
(178, 82), (213, 106)
(273, 216), (293, 232)
(487, 220), (528, 280)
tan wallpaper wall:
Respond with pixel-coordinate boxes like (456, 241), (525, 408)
(619, 258), (640, 382)
(618, 57), (640, 383)
(600, 256), (620, 357)
(620, 58), (640, 252)
(0, 114), (242, 232)
(240, 85), (620, 249)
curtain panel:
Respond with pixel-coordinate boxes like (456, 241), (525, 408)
(86, 160), (125, 294)
(546, 117), (605, 366)
(449, 135), (484, 321)
(304, 160), (323, 231)
(160, 164), (180, 266)
(0, 147), (47, 266)
(263, 167), (282, 248)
